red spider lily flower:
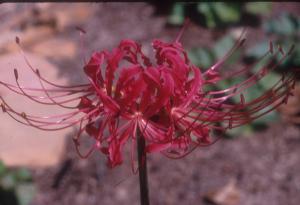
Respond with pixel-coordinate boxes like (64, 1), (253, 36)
(0, 29), (297, 169)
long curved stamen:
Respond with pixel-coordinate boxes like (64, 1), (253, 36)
(183, 74), (295, 129)
(173, 92), (208, 124)
(1, 97), (100, 130)
(11, 69), (94, 107)
(76, 26), (88, 65)
(219, 44), (272, 81)
(15, 37), (90, 89)
(204, 28), (247, 74)
(0, 80), (92, 93)
(206, 45), (293, 103)
(175, 18), (190, 43)
(36, 69), (80, 109)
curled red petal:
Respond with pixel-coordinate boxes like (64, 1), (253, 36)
(146, 142), (171, 153)
(77, 97), (94, 113)
(107, 138), (123, 168)
(105, 48), (124, 96)
(84, 52), (105, 85)
(144, 70), (174, 117)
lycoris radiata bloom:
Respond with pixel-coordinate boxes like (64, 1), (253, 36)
(0, 27), (297, 169)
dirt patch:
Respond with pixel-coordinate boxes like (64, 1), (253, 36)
(30, 122), (300, 205)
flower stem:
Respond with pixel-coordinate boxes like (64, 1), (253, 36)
(137, 128), (150, 205)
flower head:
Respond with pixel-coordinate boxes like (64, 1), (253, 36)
(0, 28), (297, 169)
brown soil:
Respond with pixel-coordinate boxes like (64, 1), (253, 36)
(1, 2), (299, 205)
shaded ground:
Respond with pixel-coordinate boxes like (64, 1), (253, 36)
(0, 2), (299, 205)
(32, 122), (300, 205)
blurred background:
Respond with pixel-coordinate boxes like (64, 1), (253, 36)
(0, 2), (299, 205)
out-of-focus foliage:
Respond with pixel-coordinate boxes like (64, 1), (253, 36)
(244, 2), (272, 15)
(247, 13), (300, 70)
(0, 160), (35, 205)
(188, 35), (238, 69)
(186, 10), (299, 137)
(188, 33), (282, 138)
(197, 3), (242, 28)
(168, 2), (186, 26)
(167, 2), (272, 28)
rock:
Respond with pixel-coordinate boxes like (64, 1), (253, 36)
(203, 179), (240, 205)
(31, 38), (77, 60)
(0, 4), (94, 56)
(0, 5), (30, 33)
(51, 4), (95, 31)
(0, 52), (72, 168)
(0, 27), (56, 55)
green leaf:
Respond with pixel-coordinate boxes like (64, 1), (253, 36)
(197, 3), (241, 28)
(188, 48), (213, 68)
(213, 3), (241, 23)
(253, 109), (280, 124)
(15, 168), (32, 182)
(16, 183), (36, 205)
(0, 160), (6, 176)
(243, 84), (264, 102)
(0, 173), (17, 190)
(258, 71), (281, 90)
(225, 124), (254, 138)
(291, 45), (300, 66)
(197, 3), (216, 28)
(263, 13), (298, 36)
(276, 42), (300, 68)
(167, 3), (185, 25)
(213, 35), (236, 60)
(245, 2), (272, 15)
(246, 41), (269, 59)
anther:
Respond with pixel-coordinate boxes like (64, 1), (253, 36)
(1, 103), (6, 113)
(240, 94), (245, 105)
(269, 41), (274, 54)
(287, 44), (295, 55)
(36, 69), (41, 76)
(240, 38), (246, 47)
(14, 69), (18, 80)
(278, 45), (285, 55)
(21, 112), (27, 118)
(75, 26), (87, 34)
(15, 36), (20, 44)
